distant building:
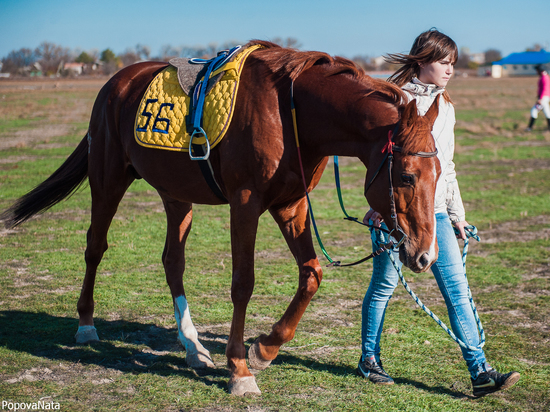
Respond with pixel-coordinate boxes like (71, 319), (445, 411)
(470, 53), (486, 65)
(373, 56), (386, 68)
(64, 62), (85, 75)
(491, 50), (550, 78)
(0, 61), (10, 77)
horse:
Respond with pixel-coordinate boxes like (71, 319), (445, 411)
(1, 41), (441, 396)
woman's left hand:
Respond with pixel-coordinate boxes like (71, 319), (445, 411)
(453, 220), (470, 240)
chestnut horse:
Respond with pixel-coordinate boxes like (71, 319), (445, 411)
(2, 41), (441, 395)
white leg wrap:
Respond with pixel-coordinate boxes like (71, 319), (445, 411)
(75, 325), (99, 343)
(174, 295), (215, 368)
(228, 376), (261, 396)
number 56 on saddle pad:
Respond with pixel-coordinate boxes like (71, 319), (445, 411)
(134, 45), (261, 152)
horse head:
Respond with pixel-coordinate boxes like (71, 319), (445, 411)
(365, 95), (441, 273)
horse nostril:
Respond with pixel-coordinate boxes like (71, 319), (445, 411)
(418, 253), (430, 269)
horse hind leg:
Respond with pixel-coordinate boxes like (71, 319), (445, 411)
(75, 134), (135, 343)
(162, 198), (214, 369)
(75, 183), (133, 343)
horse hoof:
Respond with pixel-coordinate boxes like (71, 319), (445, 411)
(248, 339), (272, 371)
(75, 325), (99, 343)
(228, 376), (261, 396)
(186, 351), (215, 369)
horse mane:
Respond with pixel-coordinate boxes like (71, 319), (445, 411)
(246, 40), (405, 105)
(245, 41), (434, 154)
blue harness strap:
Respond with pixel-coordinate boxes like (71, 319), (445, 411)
(185, 46), (242, 203)
(188, 46), (241, 161)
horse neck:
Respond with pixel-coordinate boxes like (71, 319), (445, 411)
(293, 70), (400, 164)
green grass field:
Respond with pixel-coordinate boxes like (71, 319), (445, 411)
(0, 76), (549, 411)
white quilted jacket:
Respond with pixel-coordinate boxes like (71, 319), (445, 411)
(401, 78), (466, 223)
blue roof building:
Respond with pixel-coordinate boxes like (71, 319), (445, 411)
(491, 50), (550, 78)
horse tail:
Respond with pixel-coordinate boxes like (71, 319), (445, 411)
(2, 134), (89, 228)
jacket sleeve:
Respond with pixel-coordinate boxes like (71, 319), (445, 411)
(445, 160), (466, 223)
(445, 106), (466, 223)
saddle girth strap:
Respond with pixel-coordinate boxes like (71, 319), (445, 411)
(191, 143), (228, 202)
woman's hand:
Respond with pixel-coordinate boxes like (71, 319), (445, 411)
(453, 220), (470, 240)
(363, 208), (383, 227)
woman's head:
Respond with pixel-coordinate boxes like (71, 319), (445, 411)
(409, 29), (458, 68)
(386, 29), (458, 98)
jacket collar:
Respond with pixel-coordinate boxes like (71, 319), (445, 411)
(402, 77), (446, 98)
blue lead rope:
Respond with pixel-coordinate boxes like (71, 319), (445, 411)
(334, 155), (356, 221)
(377, 224), (485, 351)
(334, 155), (484, 350)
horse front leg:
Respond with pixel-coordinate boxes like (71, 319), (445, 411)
(161, 197), (214, 369)
(226, 194), (262, 396)
(248, 196), (323, 370)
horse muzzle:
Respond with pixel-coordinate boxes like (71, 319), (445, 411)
(399, 238), (438, 273)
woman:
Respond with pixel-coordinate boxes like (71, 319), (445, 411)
(525, 64), (550, 132)
(358, 29), (520, 397)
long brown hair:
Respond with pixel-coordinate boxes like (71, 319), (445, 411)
(385, 28), (458, 103)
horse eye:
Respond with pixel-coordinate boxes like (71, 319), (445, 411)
(401, 174), (415, 185)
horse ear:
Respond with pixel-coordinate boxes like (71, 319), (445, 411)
(402, 98), (419, 128)
(424, 94), (440, 126)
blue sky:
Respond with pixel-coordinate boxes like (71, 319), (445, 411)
(1, 0), (549, 60)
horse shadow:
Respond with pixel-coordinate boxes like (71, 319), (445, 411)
(0, 310), (467, 397)
(0, 310), (230, 389)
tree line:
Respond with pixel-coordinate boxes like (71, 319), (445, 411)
(0, 37), (522, 78)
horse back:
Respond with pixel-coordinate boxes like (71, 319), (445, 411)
(87, 58), (326, 208)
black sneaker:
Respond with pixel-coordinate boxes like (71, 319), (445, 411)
(357, 356), (394, 385)
(471, 368), (520, 397)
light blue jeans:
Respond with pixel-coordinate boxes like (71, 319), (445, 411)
(361, 212), (488, 379)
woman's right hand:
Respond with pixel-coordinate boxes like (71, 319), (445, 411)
(363, 208), (383, 227)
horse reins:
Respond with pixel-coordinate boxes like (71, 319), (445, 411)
(290, 80), (438, 267)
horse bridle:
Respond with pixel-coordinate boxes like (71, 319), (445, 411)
(362, 121), (439, 257)
(290, 80), (438, 266)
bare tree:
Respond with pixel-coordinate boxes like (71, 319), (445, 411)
(221, 40), (241, 51)
(455, 47), (471, 69)
(177, 44), (225, 60)
(352, 55), (376, 72)
(135, 44), (151, 60)
(271, 37), (302, 49)
(204, 43), (219, 58)
(484, 49), (502, 64)
(88, 49), (100, 63)
(35, 41), (70, 75)
(526, 43), (544, 52)
(1, 48), (37, 74)
(159, 45), (180, 60)
(120, 48), (140, 67)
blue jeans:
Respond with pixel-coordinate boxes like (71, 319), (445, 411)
(361, 212), (488, 379)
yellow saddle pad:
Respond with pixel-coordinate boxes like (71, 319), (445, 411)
(134, 45), (261, 152)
